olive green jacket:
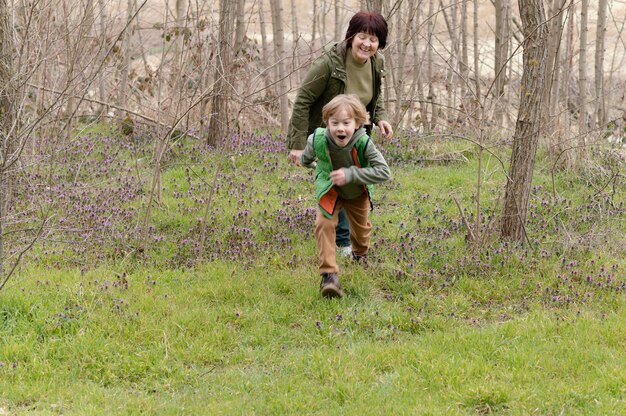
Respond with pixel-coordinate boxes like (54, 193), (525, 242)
(286, 41), (388, 151)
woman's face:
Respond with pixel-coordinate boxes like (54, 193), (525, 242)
(350, 32), (379, 64)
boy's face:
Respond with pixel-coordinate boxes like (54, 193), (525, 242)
(328, 108), (358, 148)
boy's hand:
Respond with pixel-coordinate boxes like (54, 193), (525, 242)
(288, 150), (303, 166)
(330, 169), (347, 186)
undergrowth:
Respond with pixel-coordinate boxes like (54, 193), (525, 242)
(1, 126), (624, 414)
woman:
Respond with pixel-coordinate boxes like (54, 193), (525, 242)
(287, 11), (393, 257)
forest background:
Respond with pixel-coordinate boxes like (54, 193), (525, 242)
(1, 0), (625, 270)
(0, 0), (625, 414)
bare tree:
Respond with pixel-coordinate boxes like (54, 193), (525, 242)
(472, 0), (481, 100)
(0, 0), (14, 280)
(426, 0), (437, 131)
(258, 0), (270, 77)
(594, 0), (608, 128)
(234, 0), (246, 53)
(269, 0), (289, 131)
(578, 0), (589, 138)
(290, 0), (301, 82)
(545, 0), (566, 121)
(97, 0), (109, 117)
(441, 0), (460, 120)
(493, 0), (511, 126)
(169, 0), (189, 115)
(175, 0), (189, 70)
(311, 0), (318, 48)
(501, 0), (549, 242)
(392, 0), (418, 127)
(460, 0), (469, 99)
(334, 0), (341, 41)
(411, 0), (429, 131)
(365, 0), (383, 12)
(562, 1), (575, 117)
(317, 0), (328, 47)
(207, 0), (235, 146)
(118, 0), (137, 117)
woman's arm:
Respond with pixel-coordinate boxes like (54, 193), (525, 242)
(286, 55), (332, 150)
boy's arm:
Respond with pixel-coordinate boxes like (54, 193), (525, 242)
(343, 141), (391, 184)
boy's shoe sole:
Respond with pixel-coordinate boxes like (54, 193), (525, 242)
(320, 273), (344, 298)
(321, 283), (344, 298)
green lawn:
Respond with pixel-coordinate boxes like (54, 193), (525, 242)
(1, 131), (625, 414)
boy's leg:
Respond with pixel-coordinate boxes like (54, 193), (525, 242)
(342, 193), (371, 257)
(314, 206), (341, 274)
(336, 208), (351, 249)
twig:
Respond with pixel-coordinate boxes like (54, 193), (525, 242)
(451, 193), (476, 243)
(0, 216), (48, 291)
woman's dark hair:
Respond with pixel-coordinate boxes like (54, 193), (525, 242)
(344, 11), (388, 49)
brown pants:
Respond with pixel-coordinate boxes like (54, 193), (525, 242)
(314, 192), (371, 274)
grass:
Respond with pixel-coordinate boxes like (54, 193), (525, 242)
(2, 265), (624, 415)
(1, 128), (625, 414)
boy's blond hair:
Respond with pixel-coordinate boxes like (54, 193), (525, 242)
(322, 94), (370, 127)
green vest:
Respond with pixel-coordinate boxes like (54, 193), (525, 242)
(313, 128), (374, 218)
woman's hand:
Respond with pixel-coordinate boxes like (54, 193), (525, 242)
(376, 120), (394, 140)
(288, 149), (303, 166)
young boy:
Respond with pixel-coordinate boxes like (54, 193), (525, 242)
(295, 94), (391, 298)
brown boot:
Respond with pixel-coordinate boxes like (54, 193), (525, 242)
(320, 273), (344, 298)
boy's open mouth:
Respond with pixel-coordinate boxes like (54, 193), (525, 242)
(337, 134), (347, 141)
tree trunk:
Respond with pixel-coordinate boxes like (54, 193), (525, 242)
(546, 0), (566, 121)
(501, 0), (549, 242)
(493, 0), (511, 126)
(440, 0), (459, 122)
(578, 0), (588, 137)
(366, 0), (383, 13)
(426, 0), (436, 132)
(473, 0), (481, 99)
(98, 0), (108, 117)
(392, 0), (417, 128)
(259, 0), (269, 73)
(411, 0), (428, 131)
(175, 0), (188, 65)
(460, 0), (469, 99)
(594, 0), (607, 128)
(562, 1), (575, 113)
(118, 0), (136, 118)
(171, 0), (188, 116)
(60, 0), (77, 133)
(318, 0), (327, 47)
(290, 0), (301, 83)
(269, 0), (289, 132)
(334, 0), (341, 42)
(234, 0), (246, 54)
(207, 0), (235, 146)
(605, 1), (626, 130)
(0, 0), (13, 279)
(562, 0), (575, 164)
(311, 0), (318, 48)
